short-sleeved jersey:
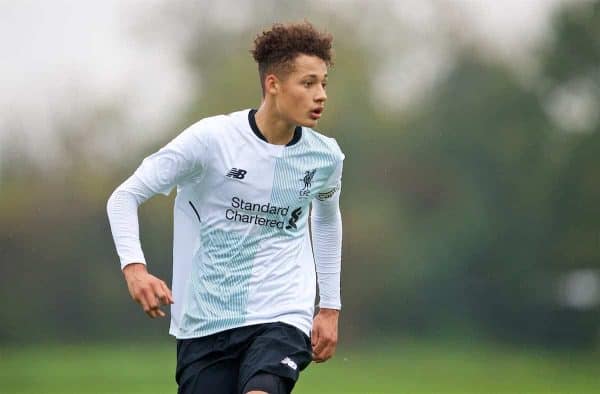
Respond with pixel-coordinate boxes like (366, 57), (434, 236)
(133, 109), (344, 338)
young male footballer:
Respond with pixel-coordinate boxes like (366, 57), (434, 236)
(107, 21), (344, 394)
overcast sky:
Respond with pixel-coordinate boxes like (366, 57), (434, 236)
(0, 0), (573, 148)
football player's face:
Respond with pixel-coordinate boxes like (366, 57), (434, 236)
(271, 54), (328, 128)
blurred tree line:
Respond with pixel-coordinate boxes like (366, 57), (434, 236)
(1, 0), (599, 347)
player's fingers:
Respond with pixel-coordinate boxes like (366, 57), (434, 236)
(160, 281), (174, 304)
(314, 334), (337, 362)
(321, 341), (336, 360)
(144, 305), (158, 318)
(311, 326), (320, 348)
(314, 348), (333, 363)
(146, 286), (161, 309)
(151, 281), (169, 306)
(312, 336), (327, 359)
(147, 285), (169, 318)
(146, 303), (163, 319)
(137, 295), (150, 314)
(135, 287), (150, 308)
(141, 288), (160, 317)
(313, 351), (327, 363)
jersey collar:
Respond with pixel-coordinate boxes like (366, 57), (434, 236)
(248, 109), (302, 147)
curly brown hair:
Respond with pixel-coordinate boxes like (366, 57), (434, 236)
(251, 21), (333, 95)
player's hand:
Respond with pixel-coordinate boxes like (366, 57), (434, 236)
(122, 263), (174, 318)
(311, 308), (339, 363)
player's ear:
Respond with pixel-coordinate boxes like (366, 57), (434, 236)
(264, 74), (279, 95)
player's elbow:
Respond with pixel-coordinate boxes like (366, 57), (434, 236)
(106, 189), (116, 216)
(311, 208), (341, 227)
(106, 184), (121, 209)
(311, 202), (341, 222)
(106, 187), (128, 218)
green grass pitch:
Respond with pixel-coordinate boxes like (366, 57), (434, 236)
(1, 340), (599, 393)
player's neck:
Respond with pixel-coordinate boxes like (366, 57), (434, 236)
(254, 103), (296, 146)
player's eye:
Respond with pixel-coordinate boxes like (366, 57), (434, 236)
(322, 82), (327, 89)
(303, 81), (313, 88)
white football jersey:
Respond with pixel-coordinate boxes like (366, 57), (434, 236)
(131, 109), (344, 338)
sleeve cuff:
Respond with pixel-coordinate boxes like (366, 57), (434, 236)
(318, 302), (341, 310)
(120, 257), (147, 270)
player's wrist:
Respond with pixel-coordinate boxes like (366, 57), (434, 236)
(122, 262), (148, 279)
(318, 307), (340, 316)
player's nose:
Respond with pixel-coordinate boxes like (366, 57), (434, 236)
(315, 85), (327, 102)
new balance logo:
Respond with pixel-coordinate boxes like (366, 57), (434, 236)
(286, 207), (303, 230)
(226, 168), (247, 179)
(280, 357), (298, 370)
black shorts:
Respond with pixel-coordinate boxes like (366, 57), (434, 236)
(176, 322), (312, 394)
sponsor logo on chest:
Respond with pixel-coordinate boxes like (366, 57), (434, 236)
(220, 166), (322, 231)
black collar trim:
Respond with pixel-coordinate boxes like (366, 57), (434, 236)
(248, 109), (302, 147)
